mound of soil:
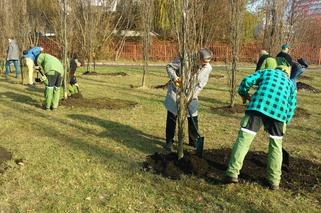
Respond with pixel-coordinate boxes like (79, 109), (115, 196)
(60, 94), (137, 109)
(83, 71), (128, 76)
(143, 148), (321, 193)
(297, 82), (321, 93)
(294, 107), (311, 118)
(210, 104), (246, 114)
(210, 74), (225, 79)
(0, 147), (12, 173)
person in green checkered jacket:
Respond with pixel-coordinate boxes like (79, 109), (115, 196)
(225, 65), (296, 190)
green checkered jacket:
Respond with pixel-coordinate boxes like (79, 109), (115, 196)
(238, 69), (296, 123)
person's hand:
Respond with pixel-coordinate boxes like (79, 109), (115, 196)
(34, 66), (40, 71)
(175, 77), (181, 87)
(241, 93), (251, 104)
(40, 75), (47, 82)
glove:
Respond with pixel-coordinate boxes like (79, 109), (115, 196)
(175, 77), (181, 87)
(40, 75), (47, 82)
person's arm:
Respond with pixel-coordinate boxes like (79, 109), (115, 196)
(36, 54), (45, 72)
(193, 65), (212, 97)
(238, 70), (263, 98)
(286, 86), (297, 123)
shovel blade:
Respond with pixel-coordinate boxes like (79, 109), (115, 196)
(196, 137), (204, 157)
(282, 148), (290, 166)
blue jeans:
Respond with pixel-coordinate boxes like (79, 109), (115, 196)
(5, 60), (20, 77)
(290, 67), (305, 90)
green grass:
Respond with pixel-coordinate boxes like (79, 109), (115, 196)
(0, 66), (320, 212)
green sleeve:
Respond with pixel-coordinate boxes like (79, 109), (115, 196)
(238, 70), (263, 97)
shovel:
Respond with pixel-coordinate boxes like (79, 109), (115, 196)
(188, 108), (204, 157)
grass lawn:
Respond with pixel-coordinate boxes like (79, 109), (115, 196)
(0, 65), (320, 212)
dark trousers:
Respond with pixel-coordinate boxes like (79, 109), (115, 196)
(166, 111), (198, 145)
(46, 71), (63, 87)
(242, 110), (284, 136)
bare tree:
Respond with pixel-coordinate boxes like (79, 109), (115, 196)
(141, 0), (154, 88)
(172, 0), (206, 159)
(228, 0), (246, 108)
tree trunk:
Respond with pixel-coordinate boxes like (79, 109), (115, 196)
(63, 0), (68, 99)
(229, 0), (245, 108)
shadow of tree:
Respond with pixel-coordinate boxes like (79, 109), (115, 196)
(68, 114), (165, 154)
(0, 91), (39, 107)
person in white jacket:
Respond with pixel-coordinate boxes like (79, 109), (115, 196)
(164, 48), (213, 152)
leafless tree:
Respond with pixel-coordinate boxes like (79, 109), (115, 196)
(228, 0), (246, 108)
(172, 0), (206, 159)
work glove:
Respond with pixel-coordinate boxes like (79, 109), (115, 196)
(175, 77), (181, 87)
(40, 75), (47, 82)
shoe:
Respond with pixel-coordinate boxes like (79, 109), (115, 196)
(164, 142), (174, 152)
(224, 176), (239, 184)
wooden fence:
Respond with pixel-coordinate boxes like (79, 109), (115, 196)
(39, 38), (321, 64)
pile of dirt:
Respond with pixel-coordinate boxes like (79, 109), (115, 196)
(143, 148), (321, 193)
(0, 147), (12, 173)
(294, 107), (311, 118)
(297, 82), (321, 93)
(83, 71), (128, 76)
(210, 104), (246, 114)
(60, 94), (137, 109)
(210, 74), (225, 79)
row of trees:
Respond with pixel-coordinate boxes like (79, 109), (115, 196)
(0, 0), (320, 158)
(1, 0), (320, 61)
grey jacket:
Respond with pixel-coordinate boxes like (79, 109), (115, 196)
(7, 40), (20, 60)
(164, 58), (212, 116)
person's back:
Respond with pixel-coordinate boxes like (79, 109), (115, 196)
(259, 57), (277, 70)
(37, 53), (64, 75)
(239, 67), (296, 123)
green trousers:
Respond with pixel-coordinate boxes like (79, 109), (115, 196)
(226, 130), (283, 185)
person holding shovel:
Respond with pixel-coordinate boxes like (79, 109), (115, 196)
(35, 53), (64, 110)
(225, 65), (296, 190)
(163, 48), (213, 152)
(23, 46), (43, 86)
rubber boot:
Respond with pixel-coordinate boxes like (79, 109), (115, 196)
(226, 129), (256, 178)
(267, 136), (283, 187)
(45, 87), (54, 110)
(52, 87), (61, 109)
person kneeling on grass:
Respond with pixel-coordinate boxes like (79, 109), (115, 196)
(225, 65), (296, 190)
(163, 48), (213, 152)
(35, 53), (64, 110)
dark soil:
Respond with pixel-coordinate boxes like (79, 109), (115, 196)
(143, 148), (321, 193)
(83, 71), (128, 76)
(294, 107), (311, 118)
(210, 104), (246, 114)
(297, 82), (321, 93)
(0, 146), (12, 173)
(60, 93), (137, 109)
(210, 74), (225, 79)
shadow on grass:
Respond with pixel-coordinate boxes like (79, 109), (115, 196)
(0, 91), (40, 107)
(68, 114), (165, 153)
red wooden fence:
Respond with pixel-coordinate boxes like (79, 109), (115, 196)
(39, 38), (321, 64)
